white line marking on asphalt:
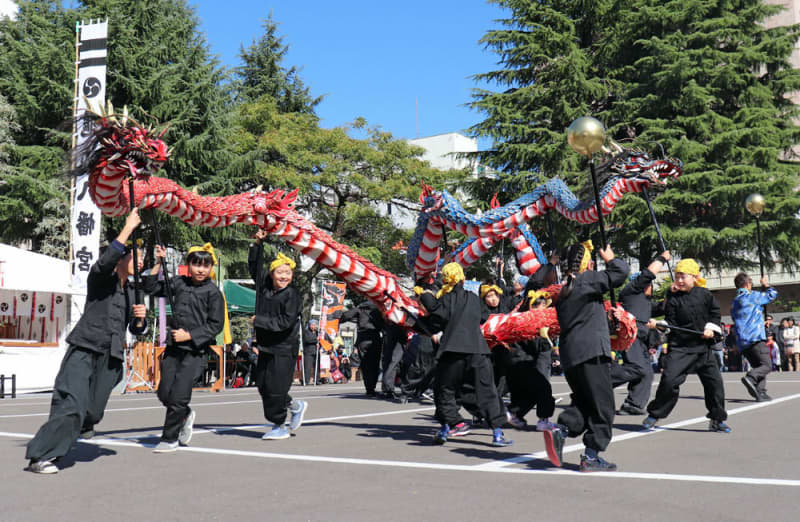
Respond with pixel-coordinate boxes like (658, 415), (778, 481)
(477, 392), (800, 469)
(0, 430), (798, 487)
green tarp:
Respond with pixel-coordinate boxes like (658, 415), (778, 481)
(162, 280), (255, 315)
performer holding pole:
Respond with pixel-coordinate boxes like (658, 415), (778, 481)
(25, 210), (148, 474)
(642, 259), (729, 432)
(641, 187), (674, 280)
(250, 230), (307, 440)
(732, 272), (777, 402)
(144, 243), (225, 452)
(543, 241), (629, 472)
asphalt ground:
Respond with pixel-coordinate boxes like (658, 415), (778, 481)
(1, 372), (799, 521)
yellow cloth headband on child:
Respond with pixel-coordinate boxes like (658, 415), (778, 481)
(269, 252), (297, 272)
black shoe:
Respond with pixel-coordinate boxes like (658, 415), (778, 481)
(759, 392), (773, 401)
(616, 403), (645, 416)
(543, 425), (565, 467)
(709, 420), (732, 433)
(741, 376), (759, 400)
(580, 454), (617, 472)
(79, 428), (95, 440)
(366, 390), (377, 398)
(381, 391), (399, 401)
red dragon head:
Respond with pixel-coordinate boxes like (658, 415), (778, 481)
(77, 103), (170, 181)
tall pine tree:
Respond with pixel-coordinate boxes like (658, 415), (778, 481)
(470, 0), (800, 270)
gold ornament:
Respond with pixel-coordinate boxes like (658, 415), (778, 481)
(567, 117), (606, 157)
(745, 193), (766, 216)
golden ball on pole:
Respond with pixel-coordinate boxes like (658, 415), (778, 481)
(567, 116), (607, 157)
(745, 193), (766, 217)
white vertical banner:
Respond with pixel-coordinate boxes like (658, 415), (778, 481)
(70, 20), (108, 323)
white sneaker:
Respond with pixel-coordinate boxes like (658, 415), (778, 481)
(153, 441), (179, 453)
(178, 408), (196, 446)
(288, 400), (307, 431)
(26, 459), (58, 474)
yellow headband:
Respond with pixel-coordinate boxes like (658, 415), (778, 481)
(187, 242), (218, 279)
(675, 259), (706, 288)
(579, 240), (594, 272)
(269, 252), (296, 272)
(480, 284), (504, 299)
(413, 286), (425, 296)
(527, 289), (552, 308)
(437, 263), (464, 298)
(124, 238), (144, 250)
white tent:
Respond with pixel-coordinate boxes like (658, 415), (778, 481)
(0, 244), (77, 393)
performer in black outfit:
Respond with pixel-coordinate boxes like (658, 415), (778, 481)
(250, 230), (306, 440)
(506, 295), (557, 431)
(611, 251), (670, 416)
(417, 263), (512, 447)
(381, 323), (406, 399)
(544, 241), (629, 472)
(301, 319), (320, 385)
(145, 243), (226, 453)
(643, 259), (730, 432)
(26, 209), (148, 474)
(340, 300), (384, 397)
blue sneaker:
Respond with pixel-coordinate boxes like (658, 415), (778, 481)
(709, 420), (731, 433)
(289, 400), (308, 431)
(433, 424), (449, 445)
(262, 425), (291, 440)
(492, 428), (513, 447)
(642, 416), (658, 430)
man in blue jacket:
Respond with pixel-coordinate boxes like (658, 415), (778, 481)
(731, 272), (777, 402)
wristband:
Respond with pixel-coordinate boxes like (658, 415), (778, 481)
(656, 255), (668, 264)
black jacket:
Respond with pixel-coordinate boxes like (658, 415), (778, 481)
(340, 300), (384, 339)
(249, 244), (302, 354)
(619, 268), (657, 344)
(302, 326), (319, 353)
(141, 274), (225, 353)
(555, 258), (629, 370)
(420, 282), (490, 355)
(659, 285), (721, 352)
(66, 240), (148, 360)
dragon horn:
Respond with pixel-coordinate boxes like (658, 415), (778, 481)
(609, 139), (624, 153)
(157, 124), (171, 138)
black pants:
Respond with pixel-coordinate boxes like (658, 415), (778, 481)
(743, 341), (771, 393)
(255, 350), (296, 426)
(609, 339), (654, 410)
(303, 349), (317, 385)
(534, 347), (552, 382)
(558, 356), (615, 452)
(26, 345), (122, 461)
(357, 335), (382, 393)
(158, 348), (204, 442)
(400, 347), (436, 397)
(382, 340), (404, 393)
(647, 347), (727, 421)
(434, 352), (505, 429)
(507, 359), (555, 420)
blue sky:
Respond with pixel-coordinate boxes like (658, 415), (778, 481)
(193, 0), (507, 144)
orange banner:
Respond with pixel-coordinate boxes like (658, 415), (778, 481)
(318, 282), (346, 352)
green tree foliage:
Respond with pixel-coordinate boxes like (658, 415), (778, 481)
(225, 95), (468, 305)
(470, 0), (800, 271)
(0, 1), (75, 251)
(234, 13), (322, 113)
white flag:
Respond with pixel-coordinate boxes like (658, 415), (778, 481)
(0, 289), (13, 317)
(14, 290), (32, 318)
(53, 293), (67, 320)
(34, 292), (51, 318)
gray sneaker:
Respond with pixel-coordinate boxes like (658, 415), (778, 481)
(153, 441), (179, 453)
(26, 459), (58, 474)
(79, 427), (95, 439)
(288, 400), (307, 431)
(178, 409), (196, 446)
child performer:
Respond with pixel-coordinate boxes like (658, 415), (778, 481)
(145, 243), (225, 452)
(250, 229), (306, 440)
(25, 209), (148, 474)
(506, 294), (557, 431)
(642, 259), (729, 432)
(544, 241), (629, 472)
(612, 251), (671, 415)
(417, 263), (513, 447)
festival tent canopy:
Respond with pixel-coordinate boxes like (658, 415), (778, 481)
(0, 243), (76, 295)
